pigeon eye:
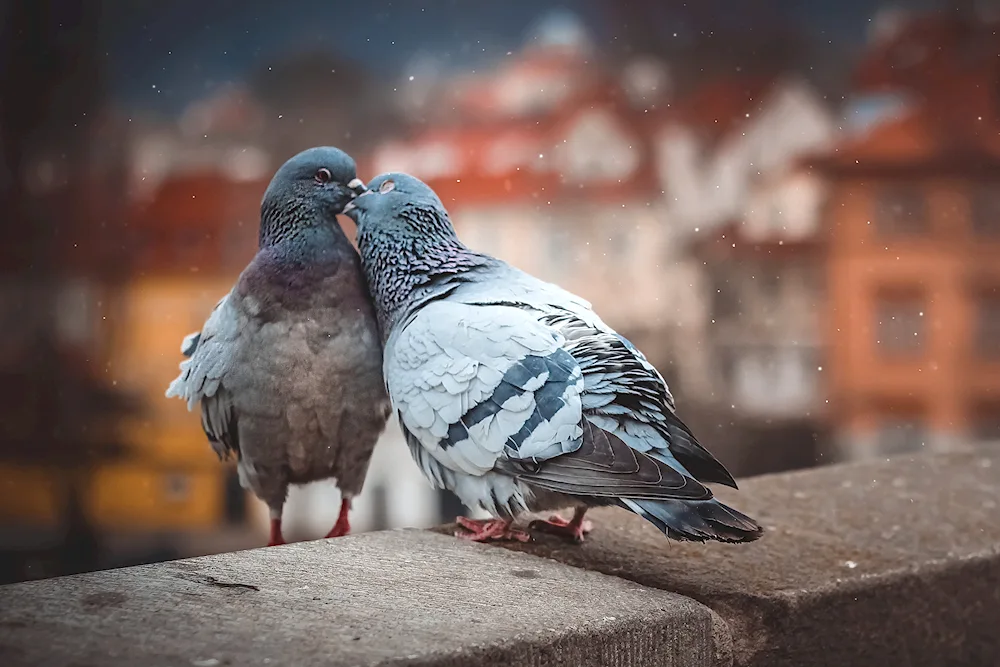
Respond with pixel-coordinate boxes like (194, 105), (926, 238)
(379, 179), (395, 193)
(314, 168), (332, 184)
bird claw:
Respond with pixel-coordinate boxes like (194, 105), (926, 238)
(528, 513), (593, 544)
(267, 517), (286, 546)
(324, 498), (352, 539)
(324, 519), (350, 539)
(454, 516), (532, 543)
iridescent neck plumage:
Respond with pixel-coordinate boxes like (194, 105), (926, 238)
(357, 224), (486, 338)
(259, 196), (328, 248)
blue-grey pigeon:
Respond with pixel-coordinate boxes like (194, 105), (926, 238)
(343, 172), (762, 545)
(166, 147), (391, 546)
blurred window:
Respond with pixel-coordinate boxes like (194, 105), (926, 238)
(875, 186), (927, 235)
(970, 186), (1000, 237)
(163, 473), (191, 503)
(711, 274), (741, 320)
(875, 290), (925, 357)
(975, 288), (1000, 360)
(758, 270), (781, 300)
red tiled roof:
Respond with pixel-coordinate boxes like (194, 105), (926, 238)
(850, 11), (1000, 142)
(807, 11), (1000, 176)
(804, 108), (1000, 175)
(363, 66), (776, 208)
(362, 93), (664, 207)
(854, 13), (1000, 94)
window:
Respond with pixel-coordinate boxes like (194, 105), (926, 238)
(975, 289), (1000, 359)
(728, 345), (818, 415)
(971, 186), (1000, 236)
(876, 417), (928, 456)
(163, 473), (191, 503)
(875, 186), (927, 236)
(711, 274), (741, 320)
(875, 290), (926, 357)
(758, 270), (781, 300)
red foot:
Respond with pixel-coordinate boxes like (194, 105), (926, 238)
(325, 498), (352, 539)
(455, 516), (531, 543)
(529, 508), (592, 544)
(267, 517), (286, 546)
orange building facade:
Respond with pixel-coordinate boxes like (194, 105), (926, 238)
(815, 10), (1000, 458)
(816, 127), (1000, 457)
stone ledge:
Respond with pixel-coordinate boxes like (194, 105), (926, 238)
(2, 451), (998, 667)
(455, 450), (1000, 667)
(0, 530), (722, 667)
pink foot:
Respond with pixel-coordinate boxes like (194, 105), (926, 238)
(529, 508), (592, 544)
(267, 517), (286, 547)
(325, 498), (352, 539)
(455, 516), (531, 543)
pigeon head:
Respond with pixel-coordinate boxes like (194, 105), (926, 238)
(259, 146), (366, 247)
(343, 172), (455, 240)
(343, 172), (486, 335)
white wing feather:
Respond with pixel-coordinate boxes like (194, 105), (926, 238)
(165, 292), (241, 409)
(385, 299), (585, 479)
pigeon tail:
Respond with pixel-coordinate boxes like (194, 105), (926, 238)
(620, 497), (763, 544)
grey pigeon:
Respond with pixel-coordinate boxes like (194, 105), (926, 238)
(343, 173), (762, 545)
(166, 147), (391, 546)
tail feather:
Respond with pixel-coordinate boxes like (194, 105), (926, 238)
(621, 497), (763, 543)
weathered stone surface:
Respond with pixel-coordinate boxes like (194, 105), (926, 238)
(0, 530), (723, 667)
(452, 450), (1000, 667)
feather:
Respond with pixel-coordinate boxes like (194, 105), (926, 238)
(352, 171), (760, 544)
(164, 147), (392, 537)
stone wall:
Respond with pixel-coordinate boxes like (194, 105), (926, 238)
(2, 450), (998, 666)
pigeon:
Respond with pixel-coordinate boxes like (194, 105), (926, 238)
(166, 147), (391, 546)
(343, 172), (763, 545)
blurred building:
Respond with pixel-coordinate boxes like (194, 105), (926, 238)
(364, 11), (840, 474)
(687, 220), (828, 474)
(653, 76), (837, 407)
(16, 3), (1000, 578)
(809, 8), (1000, 460)
(366, 12), (682, 371)
(119, 164), (452, 545)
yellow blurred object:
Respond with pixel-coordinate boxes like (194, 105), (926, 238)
(0, 464), (61, 524)
(111, 276), (235, 458)
(89, 277), (240, 530)
(85, 463), (223, 531)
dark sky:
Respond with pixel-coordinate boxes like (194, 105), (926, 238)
(101, 0), (943, 114)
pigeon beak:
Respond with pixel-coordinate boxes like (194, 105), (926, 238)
(347, 178), (366, 196)
(342, 187), (373, 216)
